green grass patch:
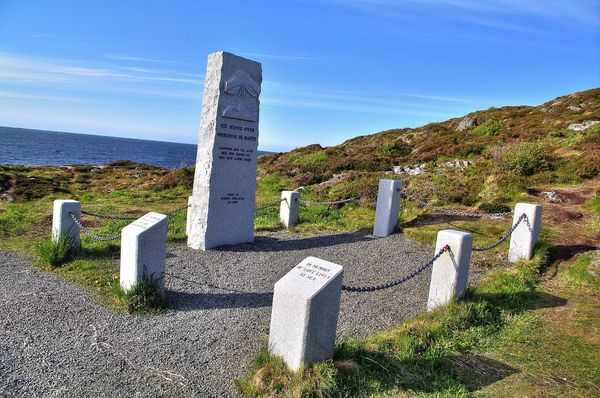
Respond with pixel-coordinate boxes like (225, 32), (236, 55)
(117, 276), (171, 315)
(291, 151), (328, 165)
(35, 234), (76, 267)
(236, 244), (552, 397)
(473, 120), (501, 137)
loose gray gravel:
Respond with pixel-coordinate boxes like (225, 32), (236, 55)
(1, 232), (446, 397)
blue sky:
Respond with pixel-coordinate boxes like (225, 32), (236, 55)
(0, 0), (599, 152)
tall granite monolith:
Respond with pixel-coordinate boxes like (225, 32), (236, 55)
(187, 51), (262, 250)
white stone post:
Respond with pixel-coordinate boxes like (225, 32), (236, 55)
(120, 212), (168, 293)
(52, 199), (81, 250)
(185, 196), (193, 236)
(427, 230), (473, 311)
(508, 203), (542, 262)
(268, 257), (344, 371)
(280, 191), (300, 228)
(372, 179), (402, 237)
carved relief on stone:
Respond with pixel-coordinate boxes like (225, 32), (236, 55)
(221, 70), (261, 122)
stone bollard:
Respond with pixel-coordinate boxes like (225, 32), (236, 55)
(186, 196), (193, 236)
(280, 191), (300, 228)
(427, 230), (473, 311)
(52, 199), (81, 250)
(372, 179), (402, 237)
(268, 256), (343, 371)
(508, 203), (542, 262)
(120, 212), (168, 293)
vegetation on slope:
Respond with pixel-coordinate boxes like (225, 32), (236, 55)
(0, 88), (598, 394)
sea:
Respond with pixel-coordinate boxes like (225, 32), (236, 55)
(0, 126), (270, 169)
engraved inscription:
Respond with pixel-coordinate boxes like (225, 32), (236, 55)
(295, 261), (333, 283)
(131, 214), (162, 229)
(220, 193), (246, 204)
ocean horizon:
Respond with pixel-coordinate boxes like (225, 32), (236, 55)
(0, 126), (272, 169)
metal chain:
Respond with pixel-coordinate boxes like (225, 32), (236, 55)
(166, 204), (191, 216)
(472, 213), (527, 252)
(81, 210), (138, 221)
(256, 198), (286, 211)
(299, 187), (377, 206)
(69, 213), (121, 241)
(341, 245), (449, 292)
(82, 204), (190, 220)
(402, 192), (512, 219)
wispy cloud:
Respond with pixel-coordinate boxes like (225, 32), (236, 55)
(104, 54), (185, 64)
(0, 90), (97, 103)
(262, 80), (472, 117)
(237, 51), (320, 62)
(0, 52), (203, 89)
(324, 0), (600, 32)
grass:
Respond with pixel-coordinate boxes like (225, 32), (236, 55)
(237, 243), (599, 397)
(35, 233), (76, 267)
(118, 275), (171, 315)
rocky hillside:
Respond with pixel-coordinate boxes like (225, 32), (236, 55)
(258, 88), (600, 206)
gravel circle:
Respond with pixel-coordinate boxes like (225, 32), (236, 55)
(1, 232), (441, 397)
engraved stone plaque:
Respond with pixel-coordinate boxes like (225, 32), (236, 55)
(268, 256), (344, 371)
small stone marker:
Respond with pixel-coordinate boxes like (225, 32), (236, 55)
(508, 203), (542, 262)
(427, 230), (473, 311)
(372, 179), (402, 237)
(120, 212), (168, 293)
(268, 256), (344, 371)
(188, 51), (262, 250)
(279, 191), (300, 228)
(52, 199), (81, 250)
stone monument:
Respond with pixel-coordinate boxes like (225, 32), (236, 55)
(120, 212), (168, 293)
(187, 51), (262, 250)
(268, 256), (344, 371)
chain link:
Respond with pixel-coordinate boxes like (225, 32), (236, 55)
(472, 213), (527, 252)
(70, 212), (122, 241)
(165, 204), (191, 216)
(81, 210), (138, 221)
(82, 204), (190, 220)
(402, 192), (512, 219)
(341, 245), (449, 292)
(299, 187), (377, 206)
(256, 198), (286, 211)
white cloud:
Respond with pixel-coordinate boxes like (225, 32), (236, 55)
(324, 0), (600, 31)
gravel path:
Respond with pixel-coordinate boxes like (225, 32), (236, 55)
(1, 232), (439, 397)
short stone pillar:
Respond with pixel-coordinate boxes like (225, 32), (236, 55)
(185, 196), (193, 236)
(52, 199), (81, 250)
(268, 256), (344, 371)
(120, 212), (168, 293)
(280, 191), (300, 228)
(427, 230), (473, 311)
(372, 179), (402, 237)
(508, 203), (542, 263)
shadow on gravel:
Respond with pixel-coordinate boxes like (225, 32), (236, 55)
(167, 290), (273, 311)
(213, 233), (376, 253)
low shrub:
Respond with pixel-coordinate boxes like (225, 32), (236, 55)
(473, 120), (501, 137)
(291, 152), (328, 165)
(498, 142), (555, 176)
(36, 234), (76, 267)
(155, 167), (194, 190)
(378, 140), (411, 157)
